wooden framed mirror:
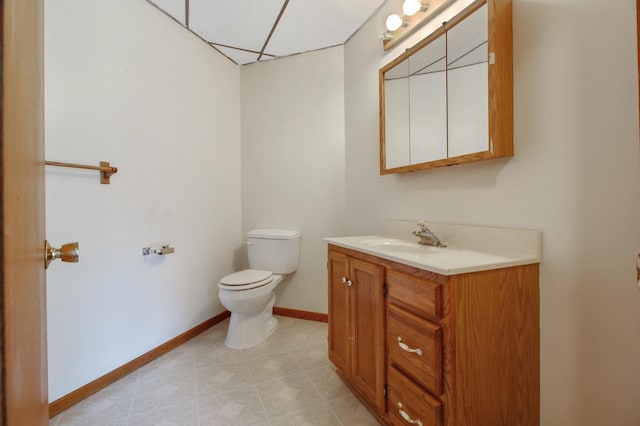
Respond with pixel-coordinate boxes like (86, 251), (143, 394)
(379, 0), (513, 174)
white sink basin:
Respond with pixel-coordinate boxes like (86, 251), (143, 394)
(359, 238), (443, 254)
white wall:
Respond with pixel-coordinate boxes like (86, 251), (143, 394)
(345, 0), (640, 424)
(45, 0), (241, 401)
(241, 47), (347, 314)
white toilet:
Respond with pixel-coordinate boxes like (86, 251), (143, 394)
(218, 229), (300, 349)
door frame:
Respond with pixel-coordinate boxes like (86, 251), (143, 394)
(1, 0), (49, 424)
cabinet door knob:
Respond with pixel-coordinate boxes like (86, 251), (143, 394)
(397, 402), (423, 426)
(397, 336), (423, 356)
(341, 277), (347, 284)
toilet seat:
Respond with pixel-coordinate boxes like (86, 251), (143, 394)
(219, 269), (273, 291)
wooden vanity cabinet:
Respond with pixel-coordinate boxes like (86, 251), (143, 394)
(327, 244), (540, 426)
(327, 249), (386, 416)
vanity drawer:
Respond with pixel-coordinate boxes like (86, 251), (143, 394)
(387, 366), (443, 426)
(387, 303), (442, 395)
(387, 269), (442, 319)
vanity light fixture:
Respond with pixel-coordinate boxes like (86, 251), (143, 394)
(385, 14), (406, 32)
(381, 0), (455, 51)
(402, 0), (428, 16)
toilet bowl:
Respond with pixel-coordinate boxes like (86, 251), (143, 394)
(218, 229), (300, 349)
(218, 270), (283, 349)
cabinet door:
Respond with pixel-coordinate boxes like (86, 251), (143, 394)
(350, 258), (386, 414)
(328, 250), (351, 373)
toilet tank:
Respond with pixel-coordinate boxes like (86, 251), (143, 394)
(247, 229), (301, 274)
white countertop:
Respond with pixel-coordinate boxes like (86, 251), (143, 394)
(325, 222), (541, 276)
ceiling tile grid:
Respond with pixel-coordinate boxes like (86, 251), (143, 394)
(189, 0), (284, 54)
(267, 0), (384, 57)
(146, 0), (386, 65)
(148, 0), (186, 25)
(214, 45), (265, 65)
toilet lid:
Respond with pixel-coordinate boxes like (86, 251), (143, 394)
(219, 269), (273, 290)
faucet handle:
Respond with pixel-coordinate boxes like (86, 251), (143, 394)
(416, 220), (430, 230)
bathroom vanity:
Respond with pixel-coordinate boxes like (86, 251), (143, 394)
(326, 223), (540, 426)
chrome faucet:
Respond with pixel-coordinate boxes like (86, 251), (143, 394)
(412, 221), (446, 247)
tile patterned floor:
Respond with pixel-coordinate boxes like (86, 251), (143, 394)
(49, 316), (380, 426)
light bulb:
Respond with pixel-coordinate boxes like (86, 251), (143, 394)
(386, 14), (403, 32)
(403, 0), (422, 16)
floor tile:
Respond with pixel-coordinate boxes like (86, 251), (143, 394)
(130, 373), (196, 416)
(329, 393), (381, 426)
(290, 342), (332, 370)
(192, 338), (246, 368)
(51, 316), (373, 426)
(269, 402), (341, 426)
(138, 349), (194, 381)
(198, 386), (269, 425)
(255, 371), (324, 419)
(249, 351), (303, 383)
(127, 401), (198, 426)
(195, 357), (255, 398)
(306, 365), (353, 401)
(56, 380), (136, 426)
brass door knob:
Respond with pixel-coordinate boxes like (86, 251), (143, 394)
(45, 240), (79, 269)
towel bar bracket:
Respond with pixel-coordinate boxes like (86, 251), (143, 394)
(99, 161), (117, 184)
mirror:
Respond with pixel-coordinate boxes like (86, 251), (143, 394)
(384, 57), (410, 168)
(409, 33), (448, 164)
(380, 0), (513, 174)
(447, 3), (488, 157)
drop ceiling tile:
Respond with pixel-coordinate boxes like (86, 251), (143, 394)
(148, 0), (186, 25)
(189, 0), (285, 52)
(266, 0), (385, 56)
(214, 45), (261, 65)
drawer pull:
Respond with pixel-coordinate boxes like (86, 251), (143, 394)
(397, 336), (423, 356)
(397, 402), (423, 426)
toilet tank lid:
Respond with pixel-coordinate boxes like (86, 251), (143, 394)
(247, 229), (301, 240)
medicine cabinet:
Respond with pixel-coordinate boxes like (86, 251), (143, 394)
(379, 0), (512, 174)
